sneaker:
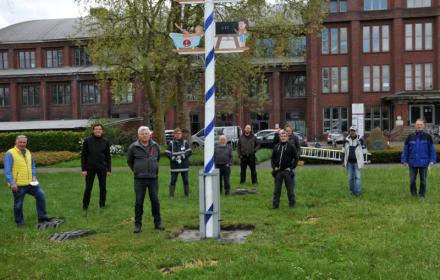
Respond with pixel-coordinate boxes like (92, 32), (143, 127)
(271, 205), (279, 209)
(154, 223), (165, 230)
(38, 216), (54, 223)
(133, 224), (142, 234)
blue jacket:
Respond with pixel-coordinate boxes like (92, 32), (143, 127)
(401, 131), (437, 167)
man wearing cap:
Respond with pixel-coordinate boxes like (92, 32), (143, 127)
(401, 118), (436, 197)
(342, 126), (366, 196)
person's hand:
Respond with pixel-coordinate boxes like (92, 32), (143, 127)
(176, 155), (181, 160)
(402, 163), (407, 167)
(107, 172), (112, 176)
(81, 171), (87, 176)
(10, 184), (18, 191)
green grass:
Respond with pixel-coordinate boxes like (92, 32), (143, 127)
(1, 166), (440, 279)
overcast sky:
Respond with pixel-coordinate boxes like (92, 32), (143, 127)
(0, 0), (86, 29)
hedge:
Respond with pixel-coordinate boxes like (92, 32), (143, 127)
(0, 151), (79, 168)
(0, 131), (83, 152)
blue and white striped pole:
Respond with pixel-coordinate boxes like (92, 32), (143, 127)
(203, 0), (217, 238)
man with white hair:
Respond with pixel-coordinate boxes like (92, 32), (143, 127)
(127, 126), (164, 233)
(4, 135), (52, 227)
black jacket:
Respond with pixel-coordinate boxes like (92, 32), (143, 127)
(271, 141), (298, 171)
(81, 135), (111, 172)
(288, 134), (300, 151)
(127, 140), (161, 179)
(238, 133), (259, 157)
(215, 144), (233, 165)
(165, 138), (192, 172)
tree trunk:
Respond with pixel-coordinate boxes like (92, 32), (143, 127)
(175, 64), (191, 140)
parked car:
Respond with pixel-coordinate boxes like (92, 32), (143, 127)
(256, 129), (308, 149)
(326, 130), (346, 144)
(191, 126), (242, 148)
(165, 130), (174, 143)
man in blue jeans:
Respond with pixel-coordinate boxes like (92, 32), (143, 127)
(4, 135), (52, 226)
(401, 119), (437, 197)
(342, 127), (366, 196)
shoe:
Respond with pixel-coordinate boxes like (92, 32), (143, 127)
(38, 216), (54, 223)
(99, 205), (106, 209)
(289, 202), (296, 208)
(83, 206), (88, 211)
(271, 205), (279, 209)
(154, 223), (165, 230)
(133, 224), (142, 234)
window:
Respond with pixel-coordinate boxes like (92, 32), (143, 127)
(251, 112), (269, 131)
(46, 49), (63, 68)
(363, 25), (390, 53)
(113, 83), (134, 104)
(329, 0), (347, 13)
(0, 86), (9, 107)
(364, 0), (387, 10)
(190, 113), (200, 134)
(249, 77), (269, 98)
(217, 113), (233, 126)
(21, 85), (39, 106)
(18, 50), (36, 69)
(285, 112), (306, 135)
(363, 65), (391, 92)
(322, 27), (348, 55)
(405, 23), (433, 51)
(365, 107), (389, 132)
(0, 51), (8, 70)
(74, 47), (90, 66)
(323, 107), (348, 132)
(49, 83), (71, 105)
(255, 38), (275, 57)
(405, 63), (433, 90)
(80, 82), (100, 104)
(407, 0), (431, 7)
(322, 66), (348, 93)
(288, 36), (307, 57)
(285, 74), (306, 97)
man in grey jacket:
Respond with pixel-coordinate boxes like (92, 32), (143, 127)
(215, 135), (233, 195)
(127, 126), (164, 233)
(342, 126), (366, 196)
(238, 124), (260, 185)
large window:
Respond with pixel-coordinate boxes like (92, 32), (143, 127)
(405, 63), (433, 90)
(407, 0), (431, 7)
(329, 0), (347, 13)
(0, 86), (9, 107)
(0, 51), (8, 70)
(80, 82), (100, 104)
(322, 66), (348, 93)
(365, 107), (390, 132)
(405, 23), (432, 51)
(49, 83), (71, 105)
(288, 36), (307, 57)
(286, 111), (306, 135)
(363, 65), (390, 92)
(364, 0), (388, 10)
(217, 112), (234, 126)
(363, 25), (389, 53)
(255, 38), (275, 57)
(18, 50), (36, 69)
(113, 83), (134, 104)
(251, 112), (269, 131)
(74, 47), (91, 66)
(190, 112), (200, 134)
(249, 77), (269, 98)
(46, 49), (63, 68)
(323, 107), (348, 132)
(21, 85), (39, 106)
(285, 74), (306, 97)
(321, 27), (348, 55)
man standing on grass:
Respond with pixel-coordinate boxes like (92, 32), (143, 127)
(165, 128), (192, 197)
(401, 119), (437, 198)
(238, 124), (260, 185)
(127, 126), (164, 233)
(81, 123), (111, 210)
(4, 135), (53, 227)
(342, 126), (366, 196)
(271, 130), (298, 208)
(215, 135), (233, 195)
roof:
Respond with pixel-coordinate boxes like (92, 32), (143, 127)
(0, 65), (100, 78)
(0, 18), (90, 44)
(0, 119), (90, 131)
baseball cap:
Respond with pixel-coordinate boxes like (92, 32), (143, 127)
(349, 126), (357, 131)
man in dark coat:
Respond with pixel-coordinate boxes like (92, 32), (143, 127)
(215, 135), (233, 195)
(127, 126), (163, 233)
(238, 124), (260, 185)
(165, 128), (192, 196)
(81, 123), (111, 210)
(271, 130), (298, 208)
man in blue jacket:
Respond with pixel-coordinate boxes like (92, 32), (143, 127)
(401, 119), (437, 197)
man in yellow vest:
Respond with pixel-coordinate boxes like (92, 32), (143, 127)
(4, 135), (51, 226)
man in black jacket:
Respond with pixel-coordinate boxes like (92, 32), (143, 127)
(81, 123), (111, 210)
(127, 126), (163, 233)
(238, 124), (260, 185)
(271, 130), (298, 208)
(165, 128), (192, 197)
(215, 135), (233, 195)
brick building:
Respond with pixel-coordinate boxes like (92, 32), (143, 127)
(0, 0), (439, 139)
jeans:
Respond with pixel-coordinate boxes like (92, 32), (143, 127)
(216, 164), (231, 194)
(240, 155), (258, 184)
(83, 169), (107, 208)
(409, 167), (428, 197)
(272, 169), (295, 207)
(169, 171), (189, 196)
(347, 162), (362, 196)
(134, 178), (161, 226)
(12, 185), (48, 225)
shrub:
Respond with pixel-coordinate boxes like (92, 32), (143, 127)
(0, 131), (83, 152)
(0, 151), (79, 168)
(366, 128), (388, 150)
(84, 119), (136, 151)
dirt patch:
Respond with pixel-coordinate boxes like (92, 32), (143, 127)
(160, 259), (219, 275)
(171, 224), (255, 244)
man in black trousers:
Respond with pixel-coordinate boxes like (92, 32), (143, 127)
(81, 123), (111, 210)
(271, 130), (298, 208)
(238, 124), (260, 185)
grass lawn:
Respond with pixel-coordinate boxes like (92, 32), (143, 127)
(1, 166), (440, 279)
